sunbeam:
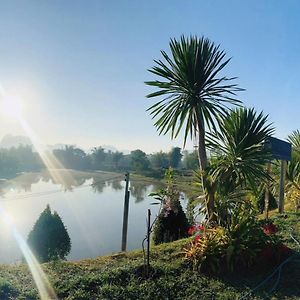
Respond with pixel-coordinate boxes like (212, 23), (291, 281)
(0, 208), (57, 299)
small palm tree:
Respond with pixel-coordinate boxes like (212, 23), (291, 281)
(206, 107), (274, 220)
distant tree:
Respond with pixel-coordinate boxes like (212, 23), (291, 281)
(130, 150), (150, 172)
(168, 147), (182, 168)
(27, 205), (71, 263)
(150, 151), (169, 169)
(53, 145), (90, 170)
(91, 147), (106, 170)
(183, 150), (199, 170)
(112, 151), (123, 169)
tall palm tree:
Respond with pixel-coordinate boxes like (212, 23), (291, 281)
(145, 35), (243, 172)
(146, 35), (243, 220)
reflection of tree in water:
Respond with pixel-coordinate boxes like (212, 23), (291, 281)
(110, 179), (123, 191)
(41, 170), (89, 191)
(130, 181), (148, 203)
(91, 178), (106, 193)
(12, 173), (41, 192)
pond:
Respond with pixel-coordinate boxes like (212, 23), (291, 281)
(0, 169), (188, 263)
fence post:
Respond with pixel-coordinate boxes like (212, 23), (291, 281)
(121, 172), (130, 251)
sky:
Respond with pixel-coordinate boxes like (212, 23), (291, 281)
(0, 0), (299, 153)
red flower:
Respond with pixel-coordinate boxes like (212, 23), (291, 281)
(188, 224), (205, 236)
(194, 235), (202, 243)
(198, 224), (205, 231)
(263, 223), (278, 235)
(188, 226), (197, 236)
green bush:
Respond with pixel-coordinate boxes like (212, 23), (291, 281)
(0, 279), (18, 300)
(27, 204), (71, 263)
(151, 168), (190, 245)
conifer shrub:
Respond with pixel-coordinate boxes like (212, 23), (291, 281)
(27, 205), (71, 262)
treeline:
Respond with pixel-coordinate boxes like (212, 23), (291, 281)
(53, 146), (199, 177)
(0, 145), (43, 178)
(0, 144), (199, 179)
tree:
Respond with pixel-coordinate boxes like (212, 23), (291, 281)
(168, 147), (182, 168)
(183, 150), (199, 170)
(27, 205), (71, 262)
(146, 35), (242, 219)
(91, 147), (106, 170)
(150, 151), (169, 169)
(206, 108), (274, 221)
(112, 151), (123, 169)
(130, 149), (150, 172)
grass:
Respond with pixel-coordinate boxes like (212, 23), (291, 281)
(0, 213), (299, 299)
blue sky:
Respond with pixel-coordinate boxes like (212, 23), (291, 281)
(0, 0), (299, 153)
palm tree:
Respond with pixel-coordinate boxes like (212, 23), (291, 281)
(206, 107), (274, 220)
(145, 35), (243, 172)
(145, 35), (243, 220)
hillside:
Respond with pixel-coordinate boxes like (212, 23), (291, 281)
(0, 213), (299, 300)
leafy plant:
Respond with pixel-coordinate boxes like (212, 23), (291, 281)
(183, 226), (228, 273)
(151, 168), (189, 244)
(146, 35), (243, 219)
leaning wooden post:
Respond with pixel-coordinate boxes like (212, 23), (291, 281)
(121, 172), (130, 252)
(278, 160), (286, 214)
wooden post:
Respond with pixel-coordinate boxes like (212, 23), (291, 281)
(121, 172), (130, 252)
(146, 209), (151, 277)
(278, 160), (286, 214)
(264, 163), (271, 219)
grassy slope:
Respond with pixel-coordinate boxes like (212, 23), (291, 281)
(0, 214), (299, 300)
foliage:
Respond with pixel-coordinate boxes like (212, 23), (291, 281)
(130, 149), (150, 172)
(145, 35), (242, 146)
(27, 205), (71, 263)
(0, 279), (18, 300)
(0, 145), (43, 178)
(184, 226), (228, 273)
(53, 145), (91, 170)
(182, 150), (199, 170)
(184, 211), (288, 274)
(207, 107), (274, 190)
(150, 151), (170, 169)
(151, 168), (189, 244)
(0, 213), (299, 299)
(168, 147), (182, 168)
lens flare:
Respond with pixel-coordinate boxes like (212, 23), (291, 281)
(0, 208), (57, 299)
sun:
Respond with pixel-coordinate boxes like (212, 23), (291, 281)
(0, 96), (24, 119)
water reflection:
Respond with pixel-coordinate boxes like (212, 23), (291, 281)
(0, 170), (126, 198)
(0, 170), (181, 264)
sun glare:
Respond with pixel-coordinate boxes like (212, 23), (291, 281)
(0, 96), (23, 119)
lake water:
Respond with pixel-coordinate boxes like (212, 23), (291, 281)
(0, 170), (188, 263)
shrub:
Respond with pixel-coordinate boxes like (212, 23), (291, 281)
(0, 279), (18, 300)
(184, 216), (290, 274)
(27, 204), (71, 263)
(151, 168), (189, 245)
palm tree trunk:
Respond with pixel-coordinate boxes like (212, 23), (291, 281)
(196, 110), (215, 221)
